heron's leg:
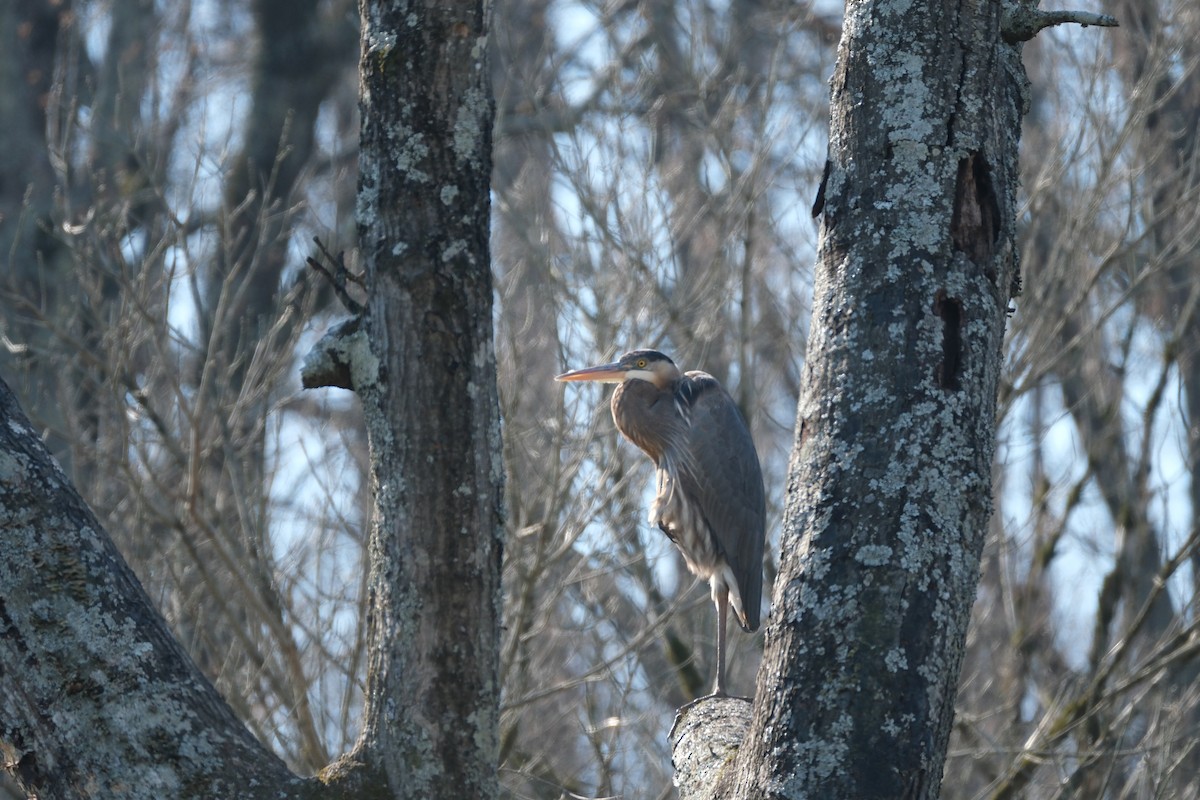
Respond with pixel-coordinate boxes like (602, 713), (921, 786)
(713, 585), (729, 697)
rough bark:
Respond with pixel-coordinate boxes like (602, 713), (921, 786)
(0, 379), (302, 799)
(676, 0), (1030, 796)
(670, 697), (753, 799)
(340, 1), (504, 798)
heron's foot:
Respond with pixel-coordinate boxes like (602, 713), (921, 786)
(677, 691), (721, 715)
(721, 692), (753, 702)
(681, 688), (753, 710)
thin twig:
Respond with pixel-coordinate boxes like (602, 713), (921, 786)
(307, 236), (366, 315)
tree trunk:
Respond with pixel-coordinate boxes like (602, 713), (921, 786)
(675, 0), (1034, 796)
(0, 379), (302, 798)
(341, 0), (504, 797)
(0, 0), (78, 472)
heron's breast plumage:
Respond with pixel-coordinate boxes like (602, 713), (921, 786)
(611, 376), (724, 577)
(652, 462), (721, 579)
(611, 370), (764, 632)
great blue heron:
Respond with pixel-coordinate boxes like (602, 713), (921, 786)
(556, 349), (765, 697)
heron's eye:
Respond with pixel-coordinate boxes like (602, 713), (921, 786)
(636, 359), (647, 368)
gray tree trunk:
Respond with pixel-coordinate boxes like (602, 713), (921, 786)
(0, 379), (303, 798)
(672, 0), (1045, 797)
(333, 0), (504, 797)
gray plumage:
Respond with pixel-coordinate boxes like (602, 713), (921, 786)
(557, 349), (765, 696)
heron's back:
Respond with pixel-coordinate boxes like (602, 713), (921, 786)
(638, 372), (766, 631)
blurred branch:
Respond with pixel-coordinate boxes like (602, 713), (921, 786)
(986, 523), (1200, 800)
(307, 237), (366, 315)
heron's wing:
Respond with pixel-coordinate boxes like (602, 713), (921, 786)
(676, 372), (766, 631)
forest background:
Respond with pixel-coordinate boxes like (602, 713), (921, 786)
(1, 1), (1197, 797)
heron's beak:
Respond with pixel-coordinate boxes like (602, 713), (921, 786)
(554, 361), (627, 383)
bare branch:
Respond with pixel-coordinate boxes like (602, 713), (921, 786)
(307, 237), (366, 315)
(300, 316), (365, 391)
(1002, 6), (1119, 44)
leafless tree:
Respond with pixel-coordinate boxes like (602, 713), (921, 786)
(4, 0), (1199, 798)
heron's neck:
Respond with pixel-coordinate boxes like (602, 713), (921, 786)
(610, 378), (684, 465)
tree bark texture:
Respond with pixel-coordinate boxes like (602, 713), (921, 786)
(347, 1), (504, 798)
(683, 1), (1026, 797)
(0, 380), (301, 799)
(671, 697), (754, 799)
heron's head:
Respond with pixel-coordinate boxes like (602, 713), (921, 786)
(555, 349), (680, 389)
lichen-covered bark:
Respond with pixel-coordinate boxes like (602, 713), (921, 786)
(348, 1), (504, 798)
(0, 379), (302, 799)
(671, 697), (753, 798)
(711, 1), (1026, 797)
